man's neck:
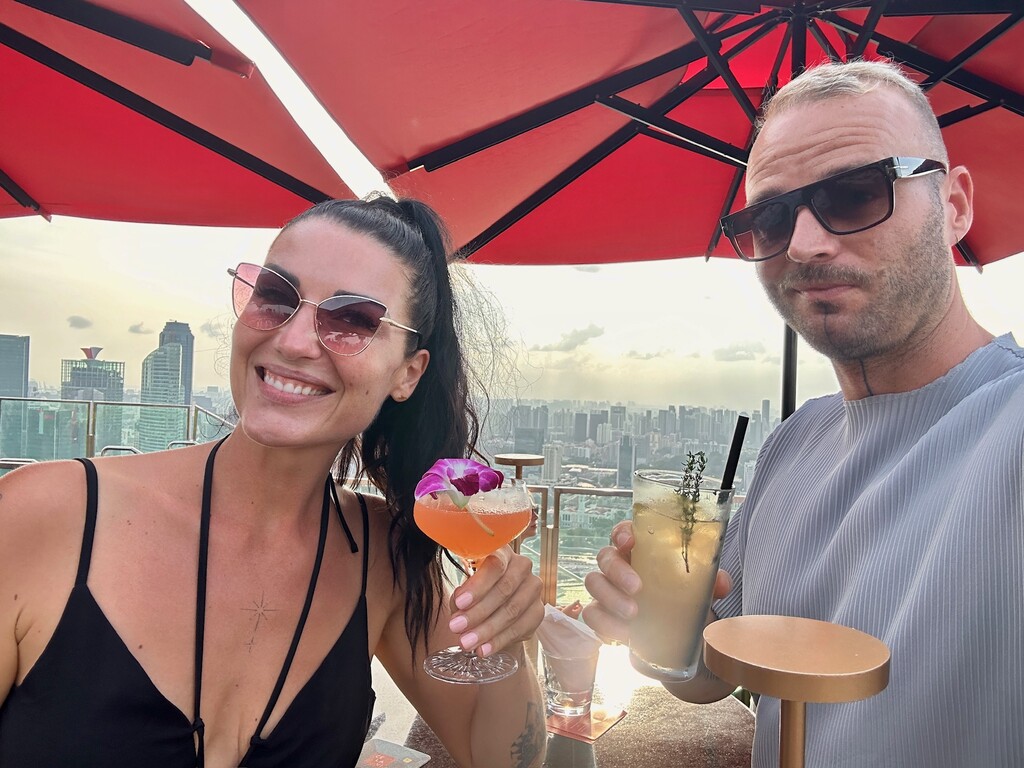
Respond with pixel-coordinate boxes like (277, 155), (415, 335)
(833, 308), (994, 400)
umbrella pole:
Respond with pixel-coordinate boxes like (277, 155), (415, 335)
(780, 11), (808, 422)
(782, 325), (798, 420)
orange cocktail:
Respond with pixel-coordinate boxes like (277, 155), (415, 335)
(414, 486), (532, 562)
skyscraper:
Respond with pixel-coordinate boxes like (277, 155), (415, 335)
(0, 335), (30, 458)
(542, 443), (562, 483)
(159, 321), (194, 405)
(61, 348), (125, 453)
(0, 334), (29, 397)
(617, 435), (636, 488)
(138, 342), (185, 452)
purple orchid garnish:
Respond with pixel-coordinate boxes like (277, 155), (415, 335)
(414, 458), (505, 508)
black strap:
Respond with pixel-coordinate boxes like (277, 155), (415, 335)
(192, 439), (340, 762)
(72, 458), (98, 587)
(354, 493), (371, 597)
(192, 437), (226, 767)
(330, 480), (358, 554)
(249, 476), (332, 746)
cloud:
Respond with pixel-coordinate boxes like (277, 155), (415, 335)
(625, 349), (668, 360)
(713, 341), (766, 362)
(531, 324), (604, 352)
(128, 323), (153, 335)
(67, 315), (92, 329)
(574, 265), (600, 273)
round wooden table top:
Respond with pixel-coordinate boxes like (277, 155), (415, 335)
(494, 453), (545, 467)
(703, 615), (890, 704)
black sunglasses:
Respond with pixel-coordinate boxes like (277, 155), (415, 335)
(228, 263), (419, 356)
(720, 156), (947, 262)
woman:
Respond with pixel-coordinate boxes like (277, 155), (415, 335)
(0, 198), (546, 767)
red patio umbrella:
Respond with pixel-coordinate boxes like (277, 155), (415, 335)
(236, 0), (1023, 414)
(236, 0), (1023, 265)
(1, 0), (353, 226)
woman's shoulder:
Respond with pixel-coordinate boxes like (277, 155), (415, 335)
(0, 460), (93, 582)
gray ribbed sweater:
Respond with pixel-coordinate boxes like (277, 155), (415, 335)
(714, 334), (1024, 767)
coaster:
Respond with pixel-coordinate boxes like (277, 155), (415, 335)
(356, 738), (431, 767)
(546, 705), (627, 744)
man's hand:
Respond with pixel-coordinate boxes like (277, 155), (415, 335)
(581, 520), (732, 645)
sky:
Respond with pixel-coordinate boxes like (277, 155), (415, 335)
(2, 212), (1022, 415)
(2, 1), (1023, 414)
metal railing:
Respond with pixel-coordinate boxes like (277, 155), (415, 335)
(537, 485), (632, 606)
(0, 396), (235, 462)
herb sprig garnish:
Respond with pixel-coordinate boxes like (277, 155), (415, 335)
(677, 450), (707, 572)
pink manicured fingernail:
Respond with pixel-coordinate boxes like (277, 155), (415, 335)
(455, 592), (473, 610)
(460, 632), (479, 650)
(449, 615), (468, 633)
(479, 643), (493, 657)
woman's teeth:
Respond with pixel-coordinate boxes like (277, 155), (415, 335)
(263, 371), (327, 396)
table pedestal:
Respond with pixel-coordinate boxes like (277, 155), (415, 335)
(703, 615), (890, 768)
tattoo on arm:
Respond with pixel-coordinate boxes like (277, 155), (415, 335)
(510, 701), (545, 768)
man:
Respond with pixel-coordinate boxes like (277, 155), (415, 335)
(583, 59), (1024, 767)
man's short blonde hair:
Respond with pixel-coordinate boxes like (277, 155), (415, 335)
(760, 60), (947, 163)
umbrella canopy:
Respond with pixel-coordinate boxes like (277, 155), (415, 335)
(237, 0), (1023, 266)
(1, 0), (353, 226)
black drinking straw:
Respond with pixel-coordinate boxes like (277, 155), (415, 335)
(720, 414), (749, 493)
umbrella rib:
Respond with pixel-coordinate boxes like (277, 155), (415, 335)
(919, 11), (1024, 91)
(822, 13), (1024, 118)
(409, 11), (780, 173)
(598, 95), (747, 166)
(849, 0), (888, 58)
(676, 6), (758, 123)
(461, 128), (639, 260)
(936, 100), (1001, 128)
(14, 0), (211, 67)
(807, 19), (842, 62)
(0, 166), (50, 219)
(0, 22), (332, 204)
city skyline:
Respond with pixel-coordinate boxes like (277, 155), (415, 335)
(4, 215), (1023, 415)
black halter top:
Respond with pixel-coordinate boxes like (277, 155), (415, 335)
(0, 441), (376, 767)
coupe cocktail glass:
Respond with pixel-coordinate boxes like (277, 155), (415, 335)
(414, 478), (533, 683)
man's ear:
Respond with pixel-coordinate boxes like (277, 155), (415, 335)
(945, 165), (974, 248)
(390, 349), (430, 402)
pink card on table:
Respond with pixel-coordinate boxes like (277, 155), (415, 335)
(356, 738), (431, 767)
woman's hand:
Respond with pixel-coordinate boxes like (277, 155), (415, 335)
(448, 548), (543, 657)
(581, 520), (731, 645)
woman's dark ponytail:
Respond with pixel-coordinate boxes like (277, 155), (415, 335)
(289, 196), (479, 652)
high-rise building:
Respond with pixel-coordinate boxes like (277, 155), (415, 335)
(159, 321), (194, 405)
(513, 426), (545, 455)
(609, 404), (626, 430)
(61, 348), (125, 452)
(542, 442), (562, 483)
(617, 435), (636, 488)
(0, 335), (31, 458)
(588, 410), (608, 442)
(0, 334), (30, 397)
(573, 412), (588, 442)
(138, 342), (185, 452)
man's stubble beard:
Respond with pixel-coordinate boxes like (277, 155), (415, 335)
(763, 202), (952, 363)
